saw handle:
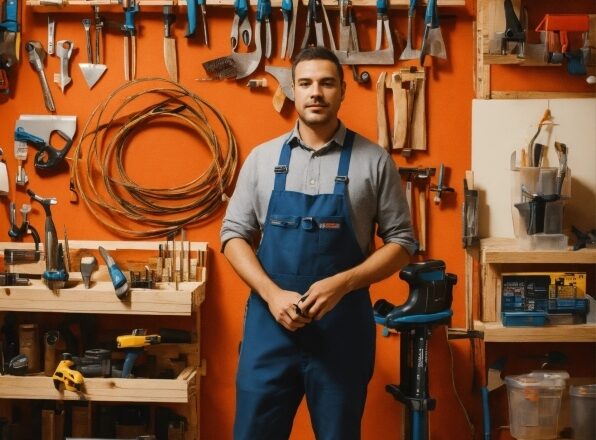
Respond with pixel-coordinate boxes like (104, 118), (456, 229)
(15, 127), (73, 170)
(33, 129), (74, 170)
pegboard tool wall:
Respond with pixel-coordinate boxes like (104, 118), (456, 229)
(0, 1), (594, 439)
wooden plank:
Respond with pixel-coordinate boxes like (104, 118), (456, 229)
(465, 247), (479, 330)
(0, 281), (204, 315)
(491, 91), (596, 99)
(474, 1), (491, 99)
(480, 238), (596, 265)
(26, 0), (466, 7)
(0, 373), (197, 402)
(481, 260), (498, 322)
(0, 240), (208, 253)
(402, 69), (426, 152)
(476, 321), (596, 343)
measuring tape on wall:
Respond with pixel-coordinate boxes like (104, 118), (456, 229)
(70, 77), (238, 238)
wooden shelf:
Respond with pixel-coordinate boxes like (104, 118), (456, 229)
(475, 0), (596, 98)
(0, 240), (206, 437)
(475, 320), (596, 343)
(0, 240), (207, 315)
(478, 237), (595, 322)
(476, 238), (595, 337)
(26, 0), (465, 8)
(0, 280), (204, 315)
(0, 367), (197, 402)
(480, 237), (596, 265)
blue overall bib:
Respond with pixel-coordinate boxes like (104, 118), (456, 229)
(234, 131), (376, 440)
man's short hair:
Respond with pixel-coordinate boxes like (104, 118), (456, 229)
(291, 46), (344, 84)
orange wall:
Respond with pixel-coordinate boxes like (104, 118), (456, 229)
(0, 1), (594, 439)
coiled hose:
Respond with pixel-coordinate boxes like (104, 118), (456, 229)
(71, 77), (238, 238)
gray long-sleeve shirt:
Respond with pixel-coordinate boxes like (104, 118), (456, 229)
(220, 122), (417, 256)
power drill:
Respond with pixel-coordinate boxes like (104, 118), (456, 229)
(116, 329), (161, 378)
(52, 353), (84, 392)
(374, 260), (457, 327)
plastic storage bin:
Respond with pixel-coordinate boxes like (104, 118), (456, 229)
(506, 371), (569, 439)
(570, 384), (596, 440)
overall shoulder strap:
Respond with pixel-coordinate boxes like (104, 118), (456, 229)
(273, 137), (293, 191)
(333, 129), (355, 195)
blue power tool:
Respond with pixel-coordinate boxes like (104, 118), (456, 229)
(99, 246), (130, 299)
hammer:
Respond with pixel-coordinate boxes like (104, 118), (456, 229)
(415, 167), (436, 254)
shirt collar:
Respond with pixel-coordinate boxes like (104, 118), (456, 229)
(288, 121), (347, 154)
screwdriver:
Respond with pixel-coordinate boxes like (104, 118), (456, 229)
(99, 246), (130, 299)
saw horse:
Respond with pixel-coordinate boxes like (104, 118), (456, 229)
(374, 260), (457, 440)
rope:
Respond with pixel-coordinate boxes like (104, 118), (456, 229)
(70, 77), (238, 239)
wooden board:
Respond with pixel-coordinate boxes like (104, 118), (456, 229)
(26, 0), (466, 8)
(0, 281), (204, 315)
(0, 368), (197, 402)
(475, 321), (596, 342)
(0, 241), (207, 315)
(383, 68), (427, 154)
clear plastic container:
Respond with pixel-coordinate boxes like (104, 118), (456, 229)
(518, 233), (568, 250)
(511, 167), (571, 250)
(506, 371), (569, 439)
(570, 384), (596, 440)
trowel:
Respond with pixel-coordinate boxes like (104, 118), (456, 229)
(419, 0), (446, 65)
(79, 17), (107, 89)
(400, 0), (420, 60)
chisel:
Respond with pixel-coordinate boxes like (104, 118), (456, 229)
(80, 255), (97, 289)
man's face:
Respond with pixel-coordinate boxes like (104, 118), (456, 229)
(293, 59), (346, 128)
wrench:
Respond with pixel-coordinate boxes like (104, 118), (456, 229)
(26, 41), (55, 112)
(53, 39), (73, 93)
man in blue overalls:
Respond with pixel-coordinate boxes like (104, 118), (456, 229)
(221, 46), (417, 440)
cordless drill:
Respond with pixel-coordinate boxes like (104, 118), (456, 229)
(116, 329), (161, 378)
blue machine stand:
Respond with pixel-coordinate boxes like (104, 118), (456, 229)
(374, 260), (457, 440)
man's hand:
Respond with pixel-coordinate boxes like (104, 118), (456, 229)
(297, 273), (349, 321)
(296, 243), (411, 321)
(266, 289), (313, 331)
